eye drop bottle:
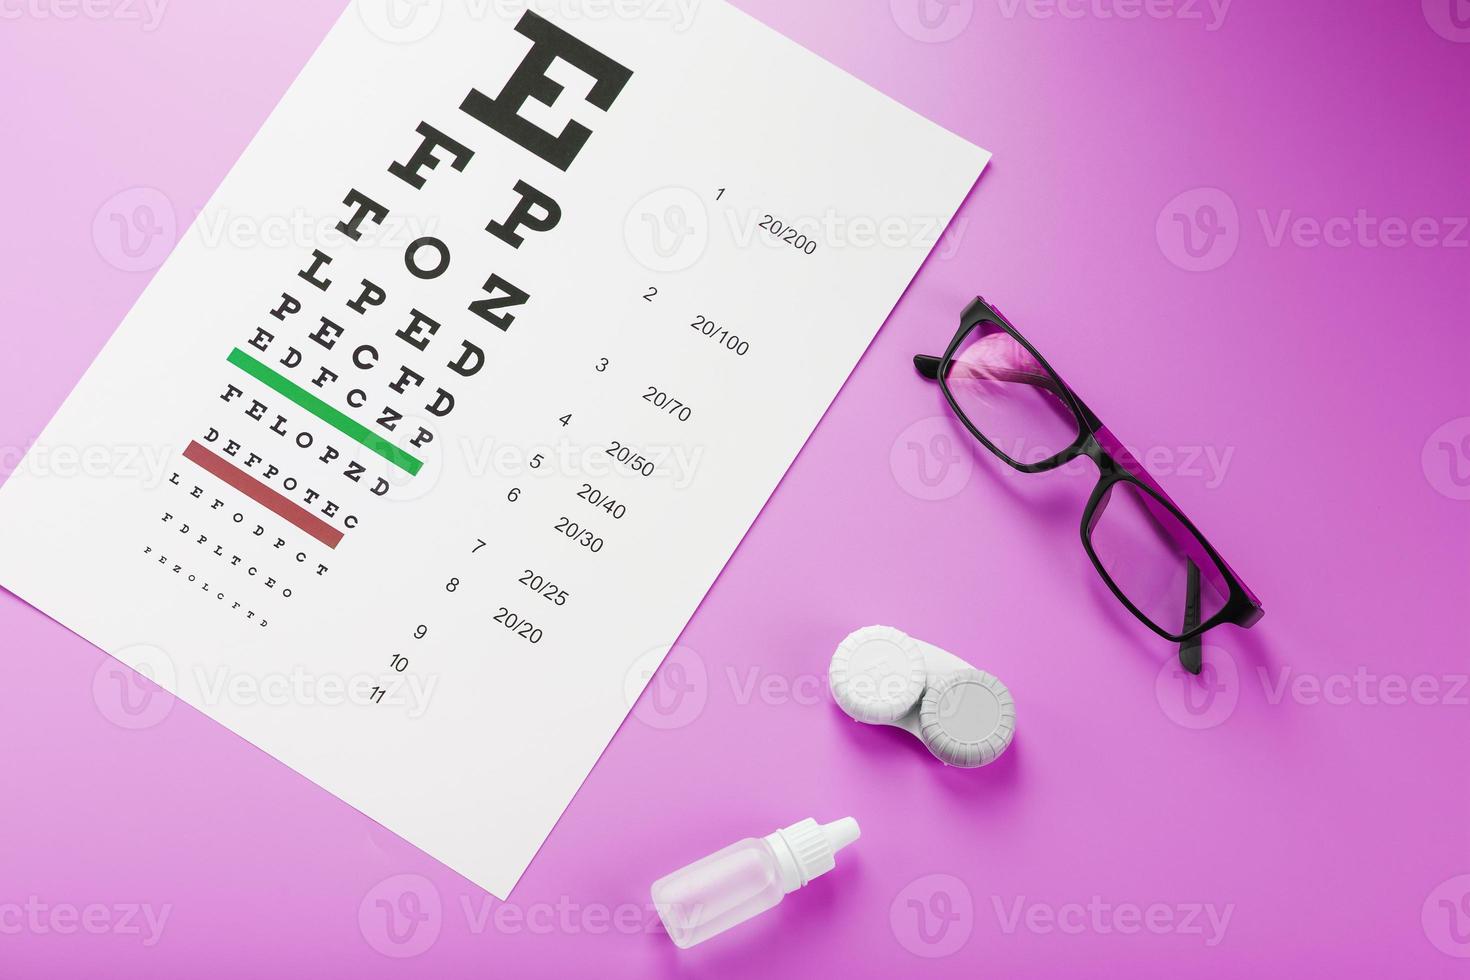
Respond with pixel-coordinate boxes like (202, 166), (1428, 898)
(650, 817), (860, 949)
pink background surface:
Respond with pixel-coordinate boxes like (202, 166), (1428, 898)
(1, 1), (1467, 976)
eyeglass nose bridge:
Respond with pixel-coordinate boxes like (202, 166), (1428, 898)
(1077, 432), (1119, 475)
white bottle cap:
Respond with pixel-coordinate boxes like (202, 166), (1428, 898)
(763, 817), (860, 893)
(829, 626), (926, 723)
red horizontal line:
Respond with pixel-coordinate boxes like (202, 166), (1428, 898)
(182, 440), (344, 550)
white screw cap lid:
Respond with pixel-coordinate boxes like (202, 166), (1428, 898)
(919, 669), (1016, 768)
(764, 817), (861, 892)
(829, 626), (926, 723)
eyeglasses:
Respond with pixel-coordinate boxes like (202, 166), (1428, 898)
(914, 297), (1263, 674)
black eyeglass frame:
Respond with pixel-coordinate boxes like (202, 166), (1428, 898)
(914, 296), (1263, 674)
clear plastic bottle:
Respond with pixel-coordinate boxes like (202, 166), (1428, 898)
(651, 817), (860, 949)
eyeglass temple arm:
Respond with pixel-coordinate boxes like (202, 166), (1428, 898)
(1180, 559), (1203, 675)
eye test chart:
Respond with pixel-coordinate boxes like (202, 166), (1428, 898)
(0, 1), (987, 897)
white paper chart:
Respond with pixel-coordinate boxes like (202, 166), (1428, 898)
(0, 1), (987, 896)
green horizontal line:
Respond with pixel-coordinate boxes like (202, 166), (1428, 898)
(226, 348), (423, 476)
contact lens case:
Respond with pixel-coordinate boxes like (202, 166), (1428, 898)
(829, 626), (1015, 768)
